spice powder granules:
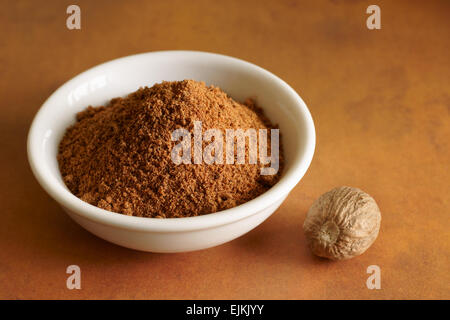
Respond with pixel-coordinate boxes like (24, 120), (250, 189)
(57, 80), (283, 218)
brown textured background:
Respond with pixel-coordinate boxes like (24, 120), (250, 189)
(0, 0), (449, 299)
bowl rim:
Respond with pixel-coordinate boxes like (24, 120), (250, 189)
(27, 50), (315, 232)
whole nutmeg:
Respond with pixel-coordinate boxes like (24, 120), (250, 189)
(303, 186), (381, 260)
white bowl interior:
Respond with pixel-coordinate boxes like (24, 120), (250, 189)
(28, 51), (315, 230)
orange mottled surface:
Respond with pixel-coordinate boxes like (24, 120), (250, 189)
(0, 0), (448, 299)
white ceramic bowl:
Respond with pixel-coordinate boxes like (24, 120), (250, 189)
(27, 51), (315, 252)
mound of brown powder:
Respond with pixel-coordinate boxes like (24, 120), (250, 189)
(58, 80), (283, 218)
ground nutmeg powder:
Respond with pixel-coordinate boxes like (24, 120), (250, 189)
(58, 80), (283, 218)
